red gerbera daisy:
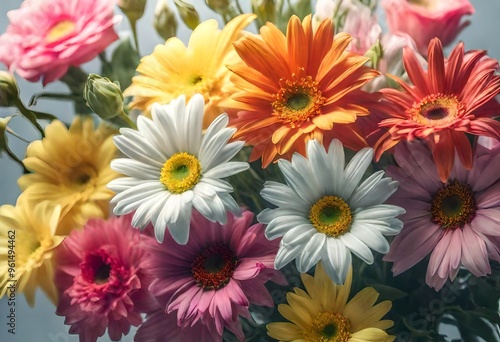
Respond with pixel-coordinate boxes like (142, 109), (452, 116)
(374, 38), (500, 182)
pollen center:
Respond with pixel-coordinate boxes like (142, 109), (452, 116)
(191, 243), (238, 289)
(272, 74), (326, 127)
(160, 152), (202, 194)
(304, 312), (351, 342)
(46, 20), (76, 43)
(408, 93), (465, 127)
(431, 180), (476, 229)
(309, 196), (352, 237)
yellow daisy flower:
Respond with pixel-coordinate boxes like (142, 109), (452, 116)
(0, 198), (64, 306)
(267, 263), (395, 342)
(124, 13), (255, 128)
(18, 116), (120, 235)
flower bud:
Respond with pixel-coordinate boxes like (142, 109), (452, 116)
(206, 0), (231, 13)
(154, 0), (178, 40)
(84, 74), (124, 119)
(117, 0), (147, 23)
(365, 40), (383, 70)
(174, 0), (200, 30)
(0, 71), (20, 107)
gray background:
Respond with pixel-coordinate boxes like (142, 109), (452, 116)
(0, 0), (499, 341)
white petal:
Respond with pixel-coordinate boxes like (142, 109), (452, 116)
(151, 102), (182, 152)
(275, 245), (302, 270)
(343, 147), (374, 199)
(183, 94), (204, 154)
(327, 139), (345, 195)
(111, 159), (159, 180)
(298, 233), (327, 272)
(114, 135), (164, 168)
(132, 193), (169, 229)
(257, 208), (306, 224)
(167, 194), (193, 245)
(324, 238), (352, 284)
(350, 222), (390, 254)
(192, 193), (215, 220)
(282, 224), (316, 247)
(349, 171), (399, 208)
(199, 178), (233, 192)
(199, 127), (235, 170)
(353, 204), (405, 220)
(203, 162), (249, 179)
(119, 128), (168, 162)
(136, 115), (175, 156)
(111, 181), (164, 205)
(107, 177), (146, 192)
(340, 233), (374, 264)
(307, 139), (332, 194)
(278, 159), (317, 204)
(219, 193), (241, 216)
(260, 181), (309, 211)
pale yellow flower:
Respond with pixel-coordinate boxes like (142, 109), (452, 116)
(267, 263), (395, 342)
(18, 116), (120, 235)
(124, 13), (255, 128)
(0, 198), (64, 306)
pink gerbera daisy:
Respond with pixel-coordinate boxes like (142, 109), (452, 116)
(55, 214), (157, 342)
(374, 38), (500, 182)
(384, 140), (500, 290)
(0, 0), (119, 84)
(144, 209), (286, 341)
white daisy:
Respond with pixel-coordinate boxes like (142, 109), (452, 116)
(257, 139), (405, 284)
(108, 93), (249, 244)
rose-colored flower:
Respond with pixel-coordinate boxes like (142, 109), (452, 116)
(55, 214), (157, 342)
(0, 0), (120, 85)
(342, 3), (382, 55)
(384, 141), (500, 290)
(374, 38), (500, 182)
(381, 0), (474, 55)
(144, 209), (286, 341)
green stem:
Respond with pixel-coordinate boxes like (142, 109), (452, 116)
(130, 19), (140, 53)
(13, 99), (45, 137)
(118, 109), (137, 129)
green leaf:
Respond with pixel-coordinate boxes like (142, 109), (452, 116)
(452, 310), (500, 342)
(0, 116), (28, 172)
(469, 277), (500, 310)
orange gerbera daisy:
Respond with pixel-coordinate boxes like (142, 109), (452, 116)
(374, 38), (500, 182)
(222, 15), (379, 167)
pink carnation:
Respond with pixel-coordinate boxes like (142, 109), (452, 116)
(55, 214), (157, 342)
(384, 141), (500, 290)
(0, 0), (120, 85)
(381, 0), (474, 55)
(144, 209), (286, 341)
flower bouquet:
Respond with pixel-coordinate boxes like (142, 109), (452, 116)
(0, 0), (499, 341)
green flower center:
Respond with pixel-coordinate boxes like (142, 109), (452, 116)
(304, 312), (351, 342)
(309, 196), (352, 237)
(160, 152), (202, 193)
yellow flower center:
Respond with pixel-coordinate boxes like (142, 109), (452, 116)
(272, 73), (326, 128)
(304, 312), (351, 342)
(160, 152), (202, 194)
(46, 20), (76, 43)
(431, 180), (476, 229)
(408, 93), (466, 127)
(309, 196), (352, 237)
(16, 232), (53, 272)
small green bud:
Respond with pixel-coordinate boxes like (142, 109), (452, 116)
(174, 0), (200, 30)
(365, 40), (384, 70)
(0, 71), (20, 107)
(154, 0), (178, 40)
(84, 74), (124, 119)
(206, 0), (231, 13)
(118, 0), (147, 23)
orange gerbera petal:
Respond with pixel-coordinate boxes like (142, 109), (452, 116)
(223, 15), (378, 167)
(374, 38), (500, 182)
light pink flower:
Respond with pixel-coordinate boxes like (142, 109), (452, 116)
(381, 0), (474, 55)
(0, 0), (120, 85)
(144, 209), (286, 341)
(384, 141), (500, 290)
(55, 214), (157, 342)
(343, 3), (382, 55)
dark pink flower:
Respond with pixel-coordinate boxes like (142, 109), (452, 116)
(55, 214), (157, 342)
(381, 0), (474, 55)
(384, 141), (500, 290)
(0, 0), (119, 84)
(144, 209), (286, 341)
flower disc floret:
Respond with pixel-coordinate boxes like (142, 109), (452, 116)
(304, 312), (351, 342)
(160, 152), (202, 193)
(431, 180), (476, 229)
(309, 196), (352, 237)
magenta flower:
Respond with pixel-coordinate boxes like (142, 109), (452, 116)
(384, 141), (500, 290)
(381, 0), (474, 55)
(55, 214), (157, 342)
(144, 209), (286, 341)
(0, 0), (119, 85)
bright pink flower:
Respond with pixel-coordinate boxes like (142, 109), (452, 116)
(381, 0), (474, 55)
(55, 214), (157, 342)
(384, 141), (500, 290)
(144, 210), (286, 341)
(0, 0), (119, 85)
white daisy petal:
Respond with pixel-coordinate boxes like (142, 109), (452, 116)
(265, 215), (311, 240)
(199, 178), (233, 192)
(167, 195), (193, 244)
(278, 159), (317, 203)
(343, 147), (373, 198)
(325, 238), (352, 284)
(132, 193), (169, 229)
(350, 222), (390, 254)
(113, 135), (164, 168)
(260, 181), (309, 211)
(218, 193), (241, 216)
(298, 233), (327, 272)
(111, 159), (160, 180)
(349, 171), (399, 209)
(275, 245), (303, 270)
(307, 140), (332, 194)
(257, 208), (307, 224)
(192, 193), (215, 220)
(107, 177), (146, 192)
(183, 93), (204, 154)
(136, 115), (173, 155)
(151, 103), (182, 152)
(327, 139), (345, 194)
(203, 161), (249, 179)
(199, 127), (236, 170)
(282, 224), (316, 247)
(340, 232), (374, 264)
